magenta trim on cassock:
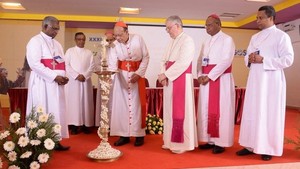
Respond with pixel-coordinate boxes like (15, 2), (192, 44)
(202, 64), (232, 137)
(166, 61), (192, 143)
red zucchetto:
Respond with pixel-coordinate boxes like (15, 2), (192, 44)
(105, 30), (114, 36)
(115, 21), (128, 28)
(208, 14), (220, 20)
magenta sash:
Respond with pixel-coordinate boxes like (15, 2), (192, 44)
(166, 61), (192, 143)
(41, 59), (65, 70)
(202, 64), (232, 137)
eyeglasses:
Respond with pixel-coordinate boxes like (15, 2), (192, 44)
(114, 31), (125, 38)
(49, 25), (60, 31)
(165, 24), (176, 31)
(106, 39), (115, 42)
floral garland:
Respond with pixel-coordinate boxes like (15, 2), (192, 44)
(146, 114), (163, 135)
(0, 107), (61, 169)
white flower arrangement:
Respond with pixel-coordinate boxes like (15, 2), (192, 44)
(0, 107), (61, 169)
(145, 114), (163, 135)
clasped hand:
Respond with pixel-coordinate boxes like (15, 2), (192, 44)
(76, 74), (85, 82)
(248, 52), (263, 64)
(55, 75), (69, 85)
(198, 75), (209, 85)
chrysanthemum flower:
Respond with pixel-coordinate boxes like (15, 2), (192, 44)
(44, 138), (55, 150)
(15, 127), (26, 135)
(8, 151), (17, 162)
(20, 151), (32, 159)
(36, 129), (46, 138)
(30, 161), (40, 169)
(9, 112), (20, 123)
(4, 141), (15, 151)
(18, 136), (29, 147)
(38, 153), (49, 163)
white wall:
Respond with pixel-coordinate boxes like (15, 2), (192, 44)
(129, 25), (209, 87)
(278, 19), (300, 108)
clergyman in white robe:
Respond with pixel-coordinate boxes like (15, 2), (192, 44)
(159, 16), (198, 154)
(108, 33), (149, 140)
(26, 31), (69, 138)
(238, 7), (294, 158)
(65, 45), (95, 129)
(197, 29), (235, 151)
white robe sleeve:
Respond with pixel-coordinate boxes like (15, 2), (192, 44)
(164, 35), (195, 81)
(26, 36), (57, 83)
(65, 48), (80, 80)
(135, 36), (150, 77)
(82, 50), (95, 79)
(207, 35), (235, 81)
(263, 32), (294, 70)
(108, 44), (119, 72)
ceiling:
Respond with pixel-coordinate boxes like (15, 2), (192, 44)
(0, 0), (300, 29)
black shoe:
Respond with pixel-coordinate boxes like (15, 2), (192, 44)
(212, 145), (225, 154)
(55, 142), (70, 151)
(261, 154), (272, 161)
(70, 125), (79, 135)
(82, 126), (91, 134)
(134, 137), (144, 147)
(198, 143), (214, 150)
(236, 148), (254, 156)
(114, 137), (130, 146)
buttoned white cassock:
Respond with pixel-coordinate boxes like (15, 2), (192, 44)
(108, 34), (149, 137)
(239, 25), (294, 156)
(26, 32), (69, 138)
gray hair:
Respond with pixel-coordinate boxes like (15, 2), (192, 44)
(166, 15), (183, 27)
(42, 16), (59, 28)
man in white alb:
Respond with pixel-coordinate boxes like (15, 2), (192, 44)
(108, 21), (149, 147)
(158, 15), (198, 154)
(236, 5), (294, 161)
(197, 14), (235, 154)
(65, 32), (95, 134)
(26, 16), (70, 151)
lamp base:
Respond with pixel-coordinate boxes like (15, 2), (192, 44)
(87, 142), (122, 162)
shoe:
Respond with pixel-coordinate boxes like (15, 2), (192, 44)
(55, 142), (70, 151)
(212, 145), (225, 154)
(70, 125), (78, 135)
(171, 150), (186, 154)
(162, 145), (168, 150)
(114, 137), (130, 146)
(198, 143), (214, 150)
(82, 126), (91, 134)
(236, 148), (254, 156)
(261, 154), (272, 161)
(134, 137), (144, 147)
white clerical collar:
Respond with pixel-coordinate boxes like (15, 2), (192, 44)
(40, 31), (52, 40)
(175, 32), (184, 40)
(75, 46), (84, 51)
(212, 31), (222, 39)
(261, 25), (276, 33)
(125, 34), (132, 45)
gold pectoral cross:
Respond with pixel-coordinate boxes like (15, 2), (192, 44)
(125, 62), (131, 71)
(51, 60), (57, 69)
